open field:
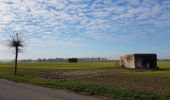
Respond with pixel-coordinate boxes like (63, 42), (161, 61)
(0, 61), (170, 100)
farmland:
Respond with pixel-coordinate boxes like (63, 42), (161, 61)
(0, 61), (170, 100)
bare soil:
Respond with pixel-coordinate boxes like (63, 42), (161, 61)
(39, 68), (145, 80)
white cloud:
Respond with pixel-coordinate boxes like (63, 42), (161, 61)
(127, 0), (140, 6)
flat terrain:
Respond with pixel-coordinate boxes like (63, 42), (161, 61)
(0, 61), (170, 99)
(0, 79), (98, 100)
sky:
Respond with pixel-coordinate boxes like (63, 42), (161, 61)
(0, 0), (170, 60)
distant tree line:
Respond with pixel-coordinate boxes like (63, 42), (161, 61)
(157, 59), (170, 61)
(18, 57), (108, 62)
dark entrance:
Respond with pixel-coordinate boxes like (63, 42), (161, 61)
(135, 54), (157, 69)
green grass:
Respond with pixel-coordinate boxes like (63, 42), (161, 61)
(0, 61), (116, 69)
(0, 61), (170, 100)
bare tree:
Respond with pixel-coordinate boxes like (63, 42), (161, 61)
(8, 32), (24, 75)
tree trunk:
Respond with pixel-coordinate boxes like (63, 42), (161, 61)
(14, 46), (18, 75)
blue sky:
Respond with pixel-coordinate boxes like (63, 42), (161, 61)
(0, 0), (170, 60)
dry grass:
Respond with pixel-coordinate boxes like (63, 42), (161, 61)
(74, 72), (170, 96)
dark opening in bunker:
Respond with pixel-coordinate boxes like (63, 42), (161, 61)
(135, 54), (157, 69)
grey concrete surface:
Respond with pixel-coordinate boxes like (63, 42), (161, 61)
(0, 79), (99, 100)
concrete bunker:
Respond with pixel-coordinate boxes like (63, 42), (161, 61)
(120, 54), (158, 69)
